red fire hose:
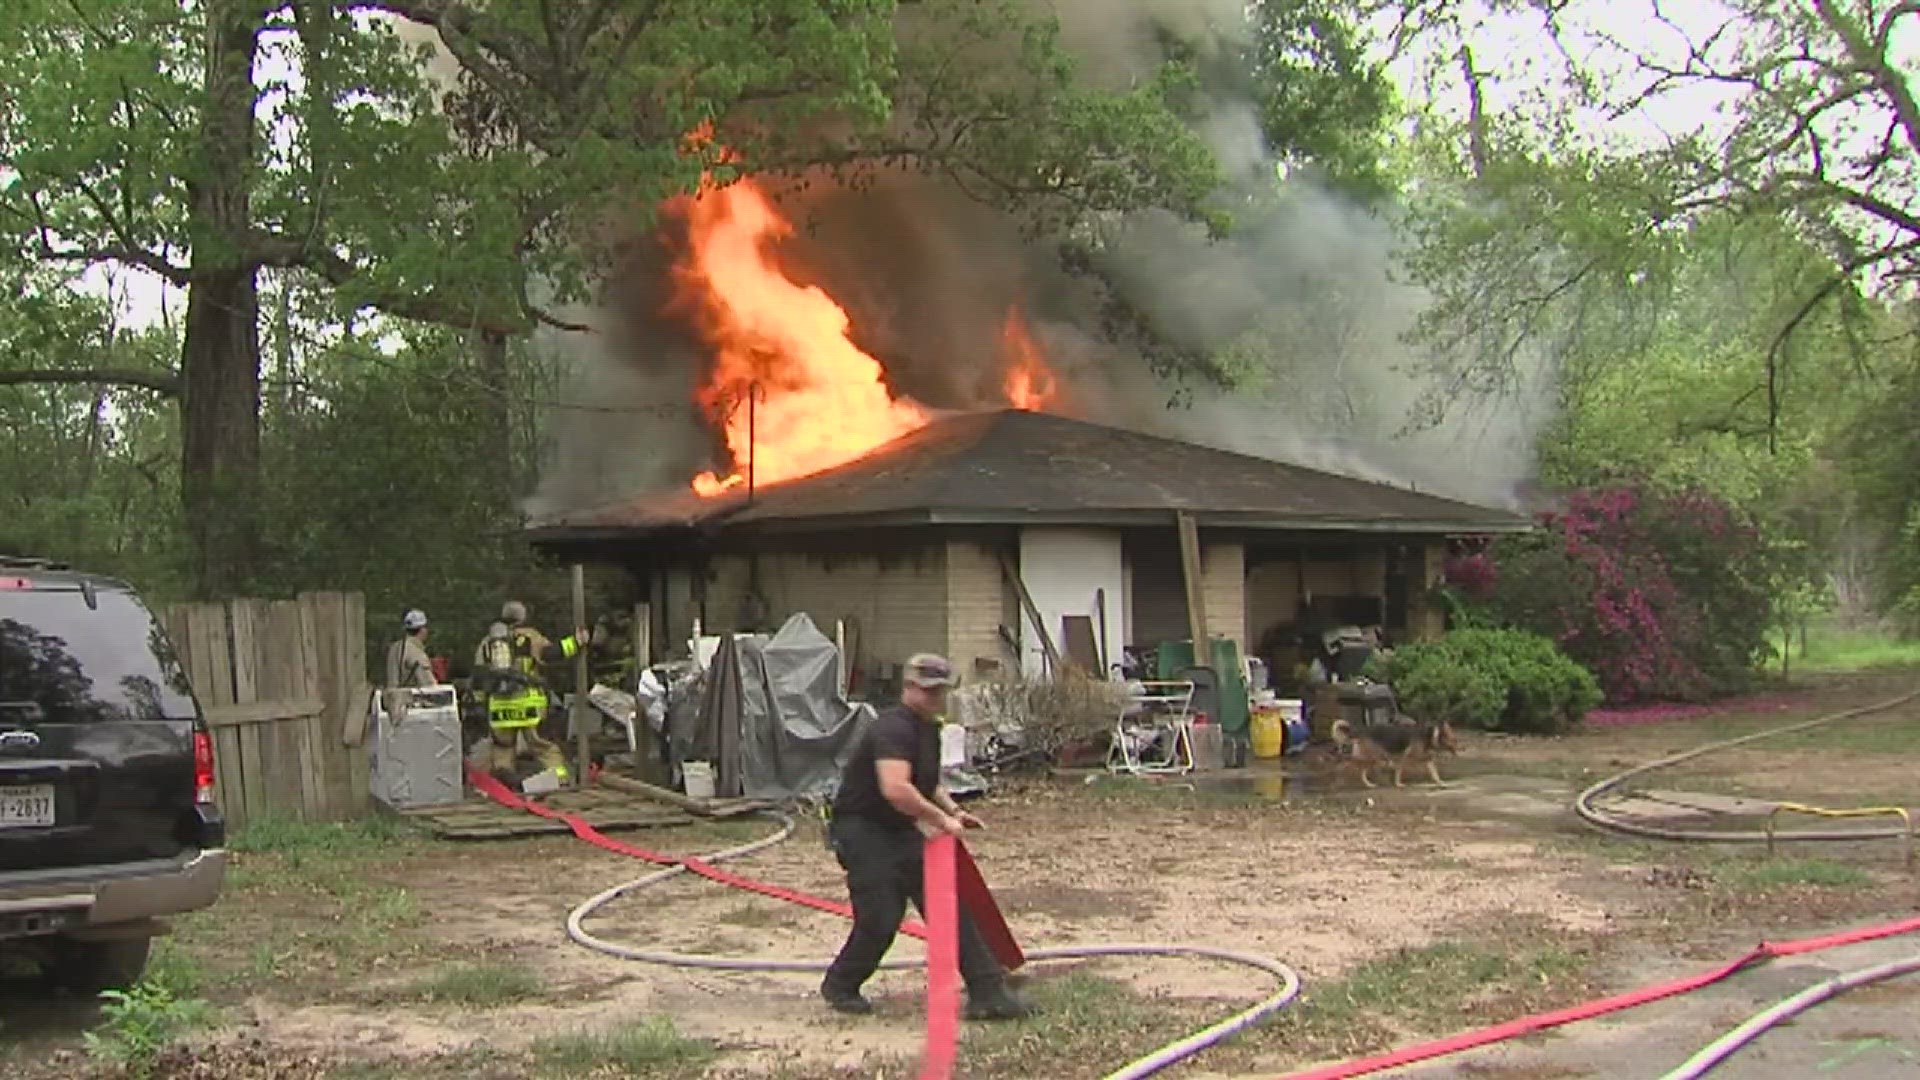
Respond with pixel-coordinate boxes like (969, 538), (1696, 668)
(1273, 914), (1920, 1080)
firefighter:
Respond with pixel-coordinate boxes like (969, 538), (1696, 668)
(473, 600), (590, 783)
(386, 609), (436, 690)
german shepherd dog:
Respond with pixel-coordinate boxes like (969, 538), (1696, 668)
(1329, 715), (1460, 788)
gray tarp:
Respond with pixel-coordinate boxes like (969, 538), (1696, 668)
(670, 613), (873, 801)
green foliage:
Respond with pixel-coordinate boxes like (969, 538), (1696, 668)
(1383, 656), (1507, 730)
(1372, 628), (1601, 734)
(1840, 359), (1920, 632)
(252, 332), (571, 668)
(230, 813), (419, 860)
(1, 0), (1255, 595)
(1391, 4), (1920, 638)
(1463, 486), (1779, 704)
(82, 982), (215, 1077)
(1772, 621), (1920, 675)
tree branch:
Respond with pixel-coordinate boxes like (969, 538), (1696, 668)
(341, 1), (541, 78)
(1812, 0), (1920, 157)
(252, 232), (534, 336)
(530, 305), (593, 333)
(0, 368), (180, 395)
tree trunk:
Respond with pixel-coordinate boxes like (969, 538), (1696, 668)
(79, 388), (106, 499)
(180, 4), (266, 598)
(475, 327), (515, 480)
(181, 267), (263, 596)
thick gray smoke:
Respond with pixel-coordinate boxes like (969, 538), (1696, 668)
(524, 0), (1548, 518)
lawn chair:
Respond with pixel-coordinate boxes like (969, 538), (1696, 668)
(1107, 680), (1196, 775)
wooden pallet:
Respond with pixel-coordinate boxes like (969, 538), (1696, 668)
(596, 772), (775, 819)
(402, 786), (696, 840)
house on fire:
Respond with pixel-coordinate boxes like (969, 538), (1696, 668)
(527, 409), (1531, 687)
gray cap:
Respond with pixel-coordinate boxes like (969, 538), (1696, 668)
(402, 609), (428, 631)
(904, 653), (957, 689)
(501, 600), (527, 625)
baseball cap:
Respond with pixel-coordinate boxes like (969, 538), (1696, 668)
(402, 609), (428, 631)
(904, 653), (957, 689)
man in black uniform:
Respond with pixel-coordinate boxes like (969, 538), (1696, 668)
(821, 653), (1030, 1020)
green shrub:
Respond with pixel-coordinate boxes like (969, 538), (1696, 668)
(83, 982), (215, 1077)
(1388, 657), (1506, 729)
(1372, 629), (1601, 734)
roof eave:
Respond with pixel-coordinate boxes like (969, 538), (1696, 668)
(920, 507), (1529, 533)
(527, 506), (1532, 543)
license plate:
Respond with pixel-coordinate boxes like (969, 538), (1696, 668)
(0, 785), (55, 829)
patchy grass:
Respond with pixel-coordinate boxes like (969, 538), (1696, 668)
(1762, 715), (1920, 756)
(164, 813), (436, 1007)
(1075, 774), (1265, 810)
(958, 971), (1209, 1076)
(1223, 940), (1595, 1070)
(230, 813), (420, 859)
(1715, 857), (1874, 892)
(530, 1018), (715, 1078)
(715, 902), (790, 930)
(408, 963), (545, 1008)
(1773, 625), (1920, 675)
(681, 818), (784, 848)
(144, 939), (206, 999)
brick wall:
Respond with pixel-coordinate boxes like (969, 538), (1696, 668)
(1201, 539), (1246, 655)
(946, 537), (1018, 674)
(697, 541), (952, 673)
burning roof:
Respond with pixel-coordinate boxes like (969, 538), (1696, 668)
(665, 177), (1060, 499)
(527, 409), (1531, 542)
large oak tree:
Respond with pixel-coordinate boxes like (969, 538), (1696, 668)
(0, 0), (1236, 596)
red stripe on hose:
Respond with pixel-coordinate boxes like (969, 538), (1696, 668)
(921, 833), (961, 1080)
(1275, 914), (1920, 1080)
(464, 765), (930, 939)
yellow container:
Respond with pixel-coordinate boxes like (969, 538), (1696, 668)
(1249, 708), (1284, 759)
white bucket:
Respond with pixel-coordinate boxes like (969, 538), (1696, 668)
(1276, 699), (1305, 723)
(940, 723), (968, 768)
(682, 760), (716, 800)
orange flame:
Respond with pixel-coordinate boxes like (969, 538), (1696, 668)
(1000, 306), (1060, 411)
(673, 178), (929, 497)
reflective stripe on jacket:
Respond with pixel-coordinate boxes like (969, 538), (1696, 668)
(486, 685), (548, 730)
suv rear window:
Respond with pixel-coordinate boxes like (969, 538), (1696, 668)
(0, 587), (196, 723)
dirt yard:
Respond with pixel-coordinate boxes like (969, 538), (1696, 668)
(5, 669), (1919, 1079)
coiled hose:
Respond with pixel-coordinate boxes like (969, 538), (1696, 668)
(1574, 688), (1920, 843)
(563, 810), (1302, 1080)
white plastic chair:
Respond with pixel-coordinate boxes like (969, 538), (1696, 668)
(1106, 680), (1197, 775)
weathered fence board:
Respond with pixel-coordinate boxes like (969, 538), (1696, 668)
(164, 592), (373, 830)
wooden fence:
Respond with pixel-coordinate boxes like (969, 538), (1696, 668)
(163, 592), (372, 830)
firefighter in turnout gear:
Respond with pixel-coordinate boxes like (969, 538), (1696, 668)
(472, 600), (590, 784)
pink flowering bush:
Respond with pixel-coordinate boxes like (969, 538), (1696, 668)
(1450, 485), (1776, 706)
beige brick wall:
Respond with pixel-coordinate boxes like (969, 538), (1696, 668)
(1201, 540), (1246, 655)
(946, 537), (1018, 674)
(697, 542), (952, 672)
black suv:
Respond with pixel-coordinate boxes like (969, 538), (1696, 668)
(0, 556), (226, 990)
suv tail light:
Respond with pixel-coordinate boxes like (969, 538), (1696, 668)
(193, 730), (216, 804)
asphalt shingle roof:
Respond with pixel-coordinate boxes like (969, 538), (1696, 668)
(529, 409), (1530, 539)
